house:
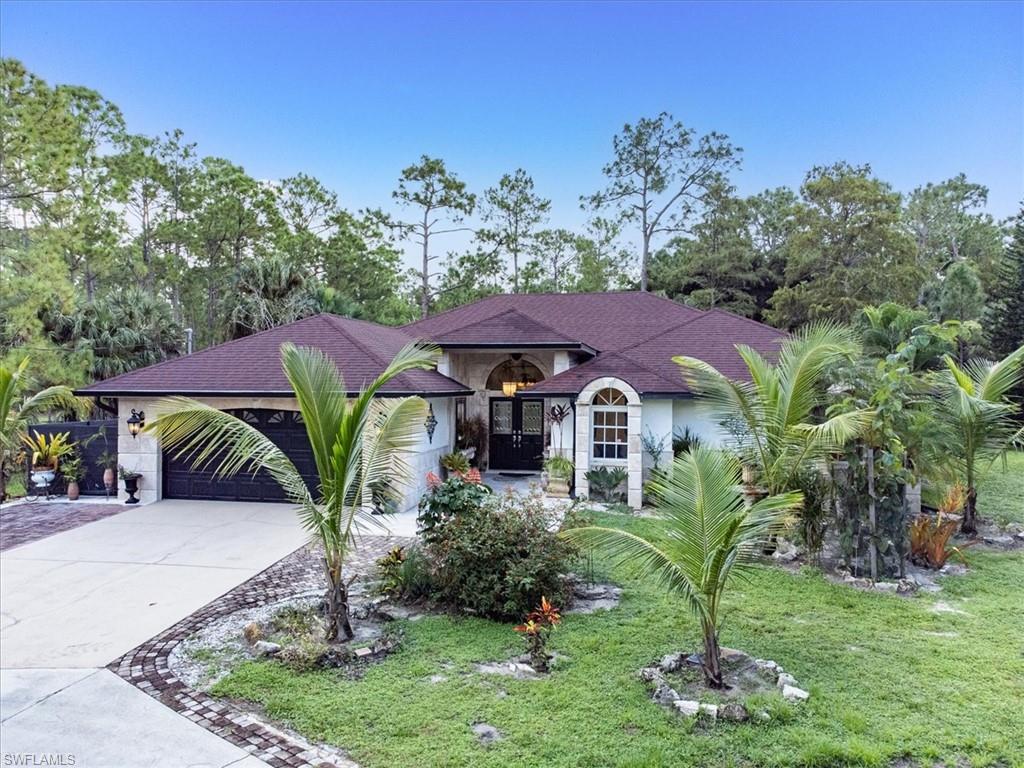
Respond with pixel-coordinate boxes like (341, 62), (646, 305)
(77, 292), (785, 510)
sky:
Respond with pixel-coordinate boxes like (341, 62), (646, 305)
(2, 0), (1022, 267)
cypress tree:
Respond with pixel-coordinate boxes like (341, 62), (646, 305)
(987, 207), (1024, 358)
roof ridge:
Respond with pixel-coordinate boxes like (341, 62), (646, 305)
(402, 294), (510, 330)
(538, 350), (682, 393)
(606, 349), (688, 390)
(81, 314), (327, 389)
(609, 311), (708, 352)
(703, 307), (788, 335)
(321, 313), (416, 389)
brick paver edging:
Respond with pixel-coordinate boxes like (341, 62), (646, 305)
(109, 535), (412, 768)
(0, 501), (125, 551)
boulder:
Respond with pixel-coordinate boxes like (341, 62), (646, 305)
(873, 581), (898, 592)
(638, 666), (666, 685)
(673, 699), (701, 717)
(772, 538), (801, 563)
(659, 653), (686, 673)
(719, 703), (749, 722)
(652, 683), (680, 705)
(698, 703), (718, 720)
(776, 672), (798, 689)
(253, 640), (281, 657)
(782, 684), (809, 702)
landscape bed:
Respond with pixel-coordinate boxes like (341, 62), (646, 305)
(208, 460), (1024, 768)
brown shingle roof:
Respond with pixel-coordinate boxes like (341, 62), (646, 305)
(404, 291), (704, 352)
(527, 309), (786, 396)
(429, 308), (583, 347)
(77, 314), (472, 397)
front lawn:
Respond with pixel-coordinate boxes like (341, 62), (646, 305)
(978, 450), (1024, 525)
(214, 522), (1024, 767)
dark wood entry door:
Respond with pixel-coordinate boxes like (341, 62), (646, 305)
(489, 398), (545, 471)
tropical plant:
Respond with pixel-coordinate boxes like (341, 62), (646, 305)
(674, 323), (873, 496)
(376, 544), (433, 601)
(672, 426), (703, 456)
(934, 346), (1024, 534)
(909, 484), (973, 569)
(562, 446), (802, 688)
(640, 428), (669, 473)
(514, 596), (562, 672)
(440, 451), (470, 476)
(95, 448), (117, 470)
(546, 403), (571, 456)
(60, 452), (85, 482)
(585, 466), (628, 502)
(455, 414), (487, 463)
(544, 455), (574, 480)
(0, 359), (83, 500)
(147, 341), (439, 642)
(20, 430), (73, 469)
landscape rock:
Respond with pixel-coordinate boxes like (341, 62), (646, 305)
(939, 564), (967, 577)
(719, 703), (749, 722)
(476, 661), (541, 679)
(776, 672), (798, 689)
(754, 658), (782, 678)
(896, 579), (918, 595)
(772, 538), (801, 563)
(253, 640), (281, 657)
(652, 683), (681, 705)
(720, 647), (749, 663)
(568, 582), (622, 614)
(472, 723), (503, 745)
(872, 580), (898, 592)
(638, 666), (666, 685)
(698, 703), (718, 720)
(428, 674), (448, 684)
(658, 653), (687, 673)
(673, 699), (701, 717)
(782, 684), (809, 702)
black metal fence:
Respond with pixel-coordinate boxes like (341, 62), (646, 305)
(25, 419), (118, 497)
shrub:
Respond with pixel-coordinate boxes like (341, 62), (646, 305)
(427, 486), (577, 620)
(672, 426), (702, 456)
(585, 466), (628, 502)
(417, 475), (492, 544)
(794, 468), (832, 565)
(909, 484), (973, 569)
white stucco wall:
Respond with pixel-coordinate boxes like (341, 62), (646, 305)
(671, 398), (728, 447)
(116, 394), (453, 512)
(640, 399), (674, 476)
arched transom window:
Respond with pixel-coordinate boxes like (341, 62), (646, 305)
(592, 387), (628, 460)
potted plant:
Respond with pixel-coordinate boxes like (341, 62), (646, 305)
(20, 431), (72, 495)
(96, 449), (117, 495)
(544, 456), (574, 498)
(118, 464), (142, 504)
(440, 451), (470, 480)
(61, 452), (85, 500)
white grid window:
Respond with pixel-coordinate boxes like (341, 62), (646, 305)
(592, 388), (628, 460)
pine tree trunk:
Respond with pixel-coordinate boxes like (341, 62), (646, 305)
(324, 559), (354, 642)
(701, 621), (723, 688)
(866, 445), (878, 580)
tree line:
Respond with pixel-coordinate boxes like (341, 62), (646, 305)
(2, 58), (1022, 390)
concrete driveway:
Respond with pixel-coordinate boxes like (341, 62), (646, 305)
(1, 499), (308, 767)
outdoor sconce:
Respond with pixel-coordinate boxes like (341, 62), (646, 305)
(424, 404), (438, 444)
(502, 380), (518, 397)
(127, 409), (146, 438)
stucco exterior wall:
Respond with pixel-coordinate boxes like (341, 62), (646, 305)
(640, 399), (674, 475)
(115, 394), (453, 512)
(671, 398), (728, 447)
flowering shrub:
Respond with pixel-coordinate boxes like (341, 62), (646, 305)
(426, 486), (577, 620)
(514, 596), (562, 672)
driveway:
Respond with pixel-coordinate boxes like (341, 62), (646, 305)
(0, 499), (309, 767)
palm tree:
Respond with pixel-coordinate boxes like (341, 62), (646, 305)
(673, 323), (873, 496)
(936, 347), (1024, 535)
(148, 341), (438, 641)
(0, 359), (85, 502)
(562, 446), (802, 688)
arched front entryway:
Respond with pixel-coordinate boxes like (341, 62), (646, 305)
(485, 356), (546, 471)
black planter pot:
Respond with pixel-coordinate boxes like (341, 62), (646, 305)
(123, 473), (142, 504)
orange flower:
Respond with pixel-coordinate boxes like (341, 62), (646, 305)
(426, 471), (441, 489)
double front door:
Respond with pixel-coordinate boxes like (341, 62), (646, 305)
(489, 397), (544, 471)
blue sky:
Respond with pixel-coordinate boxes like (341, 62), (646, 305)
(2, 0), (1021, 264)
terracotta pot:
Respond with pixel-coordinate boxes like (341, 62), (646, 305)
(103, 467), (115, 490)
(67, 480), (80, 501)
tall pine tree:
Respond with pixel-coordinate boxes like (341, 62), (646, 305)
(987, 207), (1024, 358)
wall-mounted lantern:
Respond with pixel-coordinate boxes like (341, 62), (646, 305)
(424, 404), (438, 444)
(127, 409), (146, 438)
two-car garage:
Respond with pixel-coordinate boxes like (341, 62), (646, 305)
(162, 409), (318, 502)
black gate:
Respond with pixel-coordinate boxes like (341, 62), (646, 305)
(163, 409), (318, 502)
(26, 419), (118, 497)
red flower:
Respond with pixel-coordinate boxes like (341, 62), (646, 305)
(426, 471), (441, 489)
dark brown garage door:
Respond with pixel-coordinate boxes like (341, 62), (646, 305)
(163, 409), (318, 502)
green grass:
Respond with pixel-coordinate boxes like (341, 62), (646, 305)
(978, 450), (1024, 525)
(214, 507), (1024, 768)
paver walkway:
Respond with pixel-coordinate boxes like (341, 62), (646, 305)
(0, 500), (125, 551)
